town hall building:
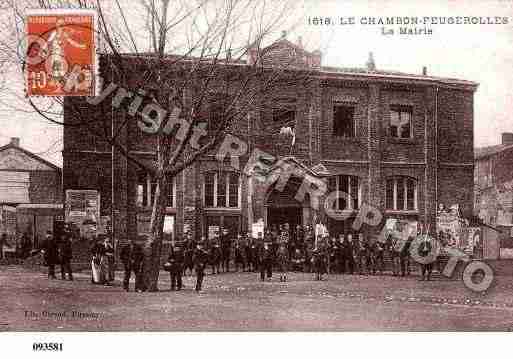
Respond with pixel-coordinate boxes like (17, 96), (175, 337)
(63, 35), (477, 244)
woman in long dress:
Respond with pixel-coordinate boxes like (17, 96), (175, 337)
(90, 237), (103, 284)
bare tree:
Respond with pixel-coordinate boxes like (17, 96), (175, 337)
(1, 0), (318, 291)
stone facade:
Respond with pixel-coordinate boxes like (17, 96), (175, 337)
(475, 133), (513, 227)
(62, 38), (477, 243)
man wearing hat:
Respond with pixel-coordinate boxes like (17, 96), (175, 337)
(258, 237), (274, 281)
(0, 233), (7, 260)
(193, 238), (209, 291)
(41, 231), (59, 279)
(167, 239), (185, 290)
(59, 232), (74, 281)
(119, 240), (145, 292)
(220, 228), (232, 273)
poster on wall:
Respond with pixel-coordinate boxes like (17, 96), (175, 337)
(436, 204), (469, 248)
(252, 218), (264, 239)
(65, 190), (100, 239)
(208, 225), (219, 240)
(97, 216), (111, 236)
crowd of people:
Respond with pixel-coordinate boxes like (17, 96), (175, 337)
(158, 222), (439, 293)
(36, 222), (440, 294)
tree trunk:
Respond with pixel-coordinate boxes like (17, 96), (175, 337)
(143, 175), (168, 292)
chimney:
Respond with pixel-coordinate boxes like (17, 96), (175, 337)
(311, 50), (322, 68)
(366, 51), (376, 71)
(281, 30), (287, 39)
(297, 36), (303, 48)
(10, 137), (20, 147)
(502, 132), (513, 145)
(422, 66), (427, 76)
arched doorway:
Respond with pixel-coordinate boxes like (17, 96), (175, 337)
(265, 176), (308, 229)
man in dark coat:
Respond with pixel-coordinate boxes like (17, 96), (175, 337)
(333, 235), (344, 274)
(0, 233), (7, 260)
(193, 241), (209, 291)
(120, 242), (133, 291)
(220, 229), (232, 273)
(119, 241), (145, 292)
(41, 231), (59, 279)
(248, 234), (259, 272)
(400, 235), (414, 277)
(374, 237), (385, 274)
(419, 235), (436, 281)
(234, 233), (247, 272)
(21, 232), (32, 259)
(103, 237), (115, 284)
(311, 247), (327, 281)
(342, 234), (355, 274)
(167, 240), (185, 290)
(59, 233), (73, 280)
(183, 235), (195, 276)
(209, 235), (222, 275)
(258, 241), (274, 281)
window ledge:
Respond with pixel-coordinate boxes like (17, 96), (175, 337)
(385, 210), (419, 215)
(137, 205), (176, 211)
(204, 207), (241, 211)
(387, 137), (416, 145)
(331, 136), (362, 143)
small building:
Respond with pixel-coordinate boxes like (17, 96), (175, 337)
(0, 137), (62, 251)
(475, 132), (513, 257)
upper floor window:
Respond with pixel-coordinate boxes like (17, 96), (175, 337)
(204, 171), (240, 208)
(333, 103), (355, 137)
(137, 173), (175, 208)
(386, 176), (417, 211)
(389, 105), (412, 138)
(327, 175), (360, 210)
(272, 99), (296, 130)
(261, 98), (296, 135)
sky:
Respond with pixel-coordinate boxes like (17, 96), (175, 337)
(0, 0), (512, 167)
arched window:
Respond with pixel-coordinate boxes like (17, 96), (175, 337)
(136, 173), (175, 208)
(327, 175), (361, 210)
(386, 176), (417, 211)
(204, 171), (240, 208)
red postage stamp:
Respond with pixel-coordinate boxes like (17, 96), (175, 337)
(25, 9), (98, 97)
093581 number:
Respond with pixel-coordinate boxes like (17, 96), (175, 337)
(33, 343), (63, 351)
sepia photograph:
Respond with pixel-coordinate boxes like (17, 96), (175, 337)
(0, 0), (513, 354)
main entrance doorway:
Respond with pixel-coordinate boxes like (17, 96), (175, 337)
(265, 176), (306, 229)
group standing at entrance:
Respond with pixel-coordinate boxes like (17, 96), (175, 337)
(158, 221), (439, 293)
(38, 220), (439, 293)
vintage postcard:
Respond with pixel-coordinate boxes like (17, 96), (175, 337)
(1, 0), (513, 356)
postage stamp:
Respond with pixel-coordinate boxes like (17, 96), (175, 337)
(25, 9), (97, 97)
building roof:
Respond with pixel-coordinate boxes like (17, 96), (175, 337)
(108, 37), (478, 90)
(475, 143), (513, 160)
(320, 65), (478, 88)
(0, 140), (61, 171)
